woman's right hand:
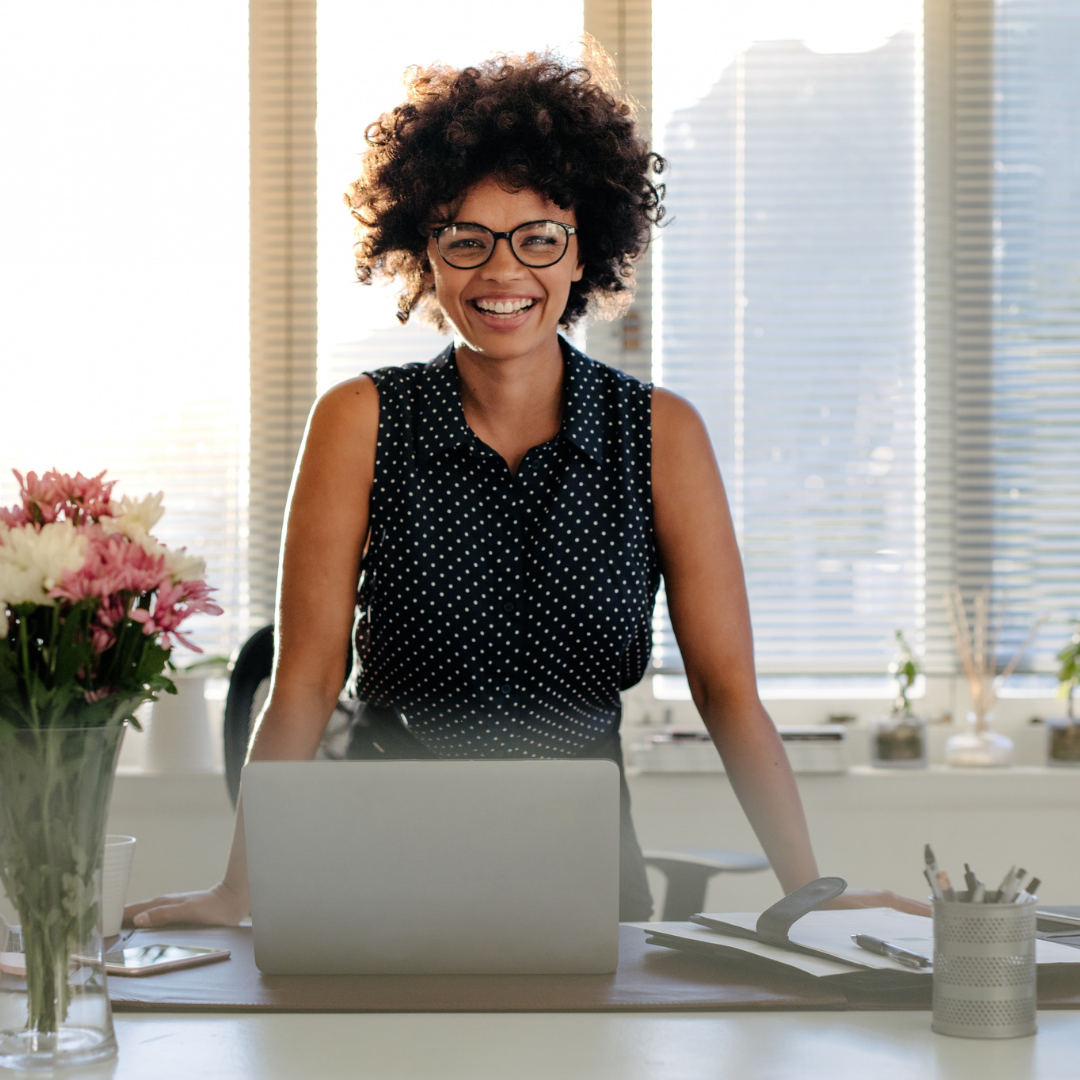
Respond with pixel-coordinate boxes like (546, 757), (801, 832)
(123, 881), (248, 929)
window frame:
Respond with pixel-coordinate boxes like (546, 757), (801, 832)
(252, 0), (1063, 717)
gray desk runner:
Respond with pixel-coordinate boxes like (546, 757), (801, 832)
(108, 921), (1080, 1014)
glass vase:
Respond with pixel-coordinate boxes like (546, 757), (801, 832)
(0, 724), (126, 1070)
(944, 711), (1013, 767)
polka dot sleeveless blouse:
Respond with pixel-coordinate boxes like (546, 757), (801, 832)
(353, 338), (659, 758)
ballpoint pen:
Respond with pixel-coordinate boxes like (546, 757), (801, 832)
(1001, 869), (1028, 905)
(925, 844), (939, 879)
(990, 865), (1017, 904)
(852, 934), (931, 970)
(924, 868), (943, 901)
(1014, 877), (1040, 903)
(964, 863), (978, 897)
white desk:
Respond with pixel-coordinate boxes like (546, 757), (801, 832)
(50, 1010), (1080, 1079)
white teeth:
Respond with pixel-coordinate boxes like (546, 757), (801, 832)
(476, 298), (535, 315)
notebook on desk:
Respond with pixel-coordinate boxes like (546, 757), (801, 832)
(639, 909), (1080, 979)
(241, 759), (620, 975)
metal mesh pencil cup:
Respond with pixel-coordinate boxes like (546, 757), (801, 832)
(932, 896), (1037, 1039)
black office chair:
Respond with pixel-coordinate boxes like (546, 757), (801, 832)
(642, 848), (769, 920)
(223, 625), (770, 916)
(223, 624), (354, 807)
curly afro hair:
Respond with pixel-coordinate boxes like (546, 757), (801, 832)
(344, 48), (666, 330)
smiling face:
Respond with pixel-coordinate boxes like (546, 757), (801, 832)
(426, 176), (583, 366)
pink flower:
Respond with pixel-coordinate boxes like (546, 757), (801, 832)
(130, 577), (223, 652)
(1, 469), (116, 529)
(10, 470), (62, 526)
(50, 527), (169, 605)
(0, 504), (29, 528)
(51, 470), (116, 524)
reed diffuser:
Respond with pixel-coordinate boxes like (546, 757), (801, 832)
(943, 586), (1047, 767)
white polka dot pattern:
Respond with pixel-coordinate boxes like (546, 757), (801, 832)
(352, 338), (659, 758)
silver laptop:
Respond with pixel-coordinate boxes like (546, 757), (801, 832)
(242, 759), (620, 975)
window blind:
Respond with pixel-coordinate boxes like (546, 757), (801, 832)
(953, 0), (1080, 671)
(249, 0), (318, 631)
(581, 0), (654, 383)
(654, 14), (923, 673)
(924, 0), (1080, 677)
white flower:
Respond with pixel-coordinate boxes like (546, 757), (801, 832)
(100, 492), (202, 581)
(0, 522), (89, 605)
(163, 547), (207, 583)
(101, 492), (165, 543)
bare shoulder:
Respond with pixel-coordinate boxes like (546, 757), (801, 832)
(312, 373), (379, 430)
(651, 384), (701, 425)
(301, 375), (379, 462)
(651, 386), (716, 479)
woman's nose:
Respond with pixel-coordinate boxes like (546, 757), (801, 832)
(480, 237), (524, 277)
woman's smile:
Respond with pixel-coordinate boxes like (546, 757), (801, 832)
(468, 294), (540, 328)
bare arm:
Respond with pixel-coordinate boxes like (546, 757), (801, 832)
(651, 388), (820, 894)
(652, 389), (929, 914)
(126, 375), (380, 927)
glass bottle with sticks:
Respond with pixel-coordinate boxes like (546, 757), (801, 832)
(943, 587), (1047, 767)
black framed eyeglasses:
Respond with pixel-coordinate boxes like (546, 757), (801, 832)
(431, 220), (578, 269)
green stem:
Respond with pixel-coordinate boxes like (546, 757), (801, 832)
(47, 604), (61, 681)
(1, 727), (121, 1034)
(18, 614), (40, 729)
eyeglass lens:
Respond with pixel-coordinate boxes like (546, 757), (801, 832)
(437, 221), (569, 268)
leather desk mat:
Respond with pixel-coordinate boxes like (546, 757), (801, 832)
(107, 923), (1080, 1014)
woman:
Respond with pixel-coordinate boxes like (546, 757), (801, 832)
(128, 50), (921, 927)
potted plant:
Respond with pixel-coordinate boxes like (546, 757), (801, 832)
(871, 630), (927, 767)
(1048, 619), (1080, 764)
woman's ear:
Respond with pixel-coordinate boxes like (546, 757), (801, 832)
(571, 258), (584, 283)
(422, 242), (436, 286)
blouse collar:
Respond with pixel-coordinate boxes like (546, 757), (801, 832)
(414, 338), (605, 466)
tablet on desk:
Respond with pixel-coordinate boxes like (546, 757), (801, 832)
(1, 944), (230, 978)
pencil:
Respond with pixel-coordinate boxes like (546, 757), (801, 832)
(936, 870), (956, 902)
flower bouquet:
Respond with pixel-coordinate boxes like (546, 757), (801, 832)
(0, 469), (220, 1069)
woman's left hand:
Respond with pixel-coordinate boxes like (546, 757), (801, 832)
(824, 889), (931, 917)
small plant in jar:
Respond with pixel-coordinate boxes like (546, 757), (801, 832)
(1048, 620), (1080, 764)
(872, 630), (927, 766)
